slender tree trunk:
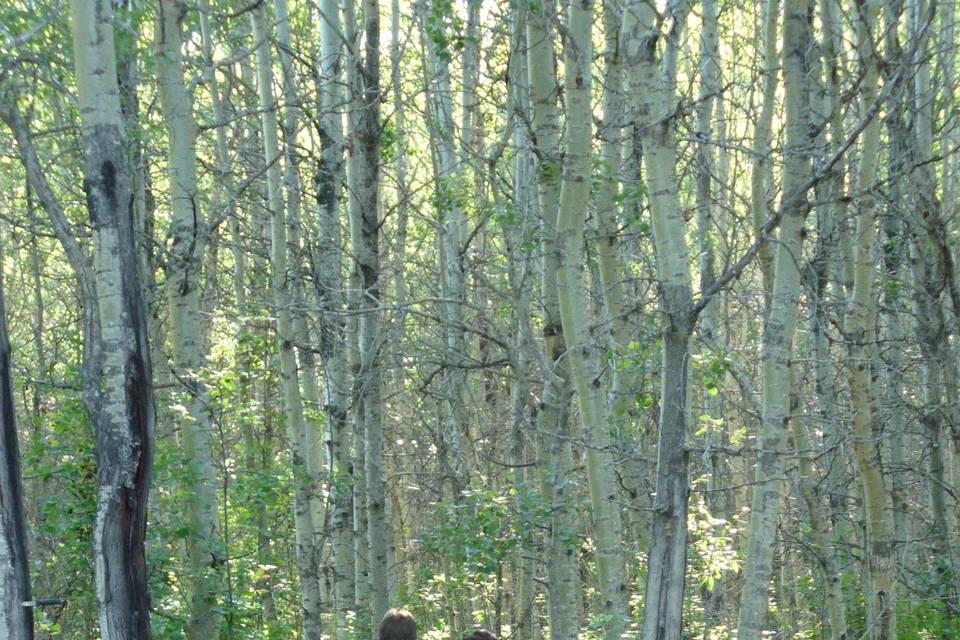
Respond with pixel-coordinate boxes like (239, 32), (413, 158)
(908, 0), (956, 571)
(808, 1), (852, 555)
(622, 2), (697, 637)
(71, 0), (156, 637)
(155, 3), (224, 636)
(790, 386), (846, 639)
(313, 0), (355, 632)
(692, 0), (730, 627)
(419, 0), (470, 499)
(750, 0), (780, 304)
(344, 0), (388, 624)
(28, 231), (44, 424)
(809, 154), (851, 640)
(197, 6), (254, 629)
(250, 5), (323, 638)
(595, 2), (652, 563)
(736, 0), (813, 636)
(555, 2), (628, 637)
(844, 1), (897, 635)
(274, 0), (330, 610)
(596, 0), (642, 459)
(508, 14), (536, 640)
(523, 3), (580, 638)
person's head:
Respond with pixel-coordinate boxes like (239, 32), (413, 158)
(462, 631), (498, 640)
(379, 608), (417, 640)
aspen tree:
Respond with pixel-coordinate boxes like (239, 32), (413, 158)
(344, 0), (389, 624)
(385, 0), (408, 599)
(694, 0), (720, 374)
(938, 0), (960, 554)
(595, 1), (654, 562)
(555, 1), (628, 638)
(595, 0), (638, 425)
(314, 0), (356, 631)
(790, 396), (846, 638)
(595, 5), (624, 308)
(523, 3), (580, 637)
(844, 0), (897, 634)
(781, 2), (848, 636)
(507, 15), (537, 640)
(70, 0), (156, 636)
(274, 0), (329, 589)
(418, 0), (470, 497)
(750, 0), (780, 303)
(878, 83), (911, 567)
(155, 2), (225, 635)
(940, 0), (958, 244)
(692, 0), (732, 627)
(621, 1), (699, 636)
(736, 0), (813, 635)
(814, 0), (851, 538)
(27, 231), (44, 424)
(803, 101), (850, 640)
(341, 4), (371, 630)
(115, 0), (158, 350)
(460, 0), (481, 169)
(906, 0), (958, 570)
(199, 13), (286, 626)
(417, 0), (477, 623)
(250, 4), (323, 637)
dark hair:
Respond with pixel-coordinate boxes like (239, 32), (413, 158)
(379, 608), (417, 640)
(462, 631), (498, 640)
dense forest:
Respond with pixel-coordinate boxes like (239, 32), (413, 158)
(0, 0), (959, 638)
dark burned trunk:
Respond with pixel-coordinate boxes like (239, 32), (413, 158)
(0, 261), (33, 640)
(641, 317), (691, 640)
(82, 123), (155, 640)
(71, 1), (156, 637)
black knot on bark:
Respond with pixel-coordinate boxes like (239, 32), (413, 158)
(101, 160), (117, 210)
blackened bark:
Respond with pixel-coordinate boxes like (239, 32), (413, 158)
(641, 318), (691, 640)
(0, 263), (33, 640)
(82, 121), (155, 640)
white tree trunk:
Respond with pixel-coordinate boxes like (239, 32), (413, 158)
(844, 2), (897, 635)
(555, 2), (628, 638)
(750, 0), (780, 303)
(250, 5), (323, 638)
(313, 0), (355, 632)
(523, 4), (580, 638)
(345, 0), (389, 624)
(622, 2), (696, 637)
(736, 0), (813, 636)
(155, 3), (224, 636)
